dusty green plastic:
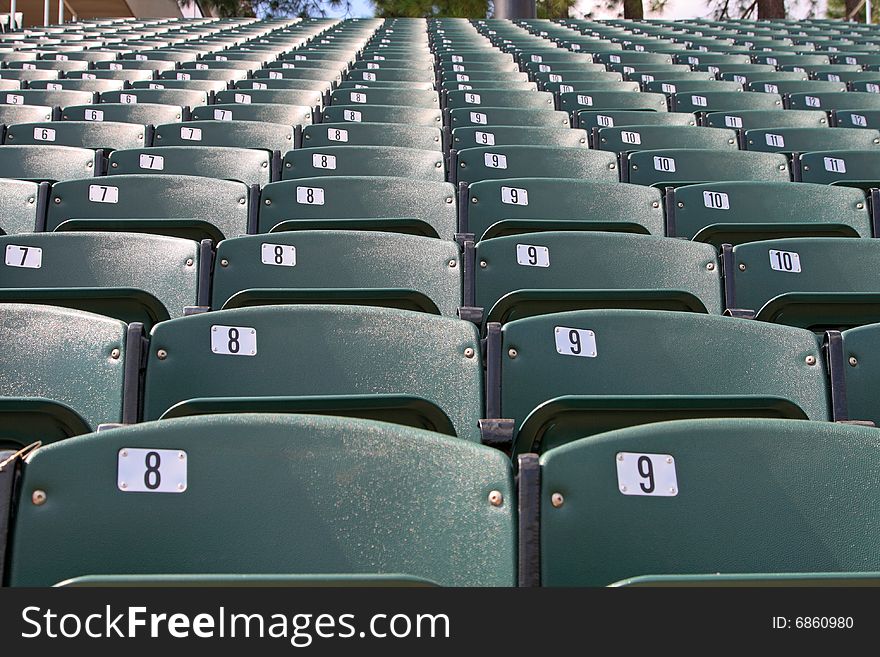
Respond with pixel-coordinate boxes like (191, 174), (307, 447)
(0, 145), (96, 181)
(456, 145), (617, 185)
(303, 122), (443, 151)
(46, 174), (250, 241)
(109, 146), (271, 186)
(8, 413), (514, 587)
(704, 109), (829, 129)
(540, 418), (880, 586)
(671, 91), (783, 113)
(283, 146), (445, 182)
(154, 120), (295, 154)
(745, 127), (880, 153)
(597, 125), (738, 153)
(626, 149), (790, 186)
(475, 232), (722, 322)
(259, 176), (457, 239)
(466, 178), (663, 239)
(502, 309), (829, 452)
(560, 90), (668, 113)
(729, 237), (880, 329)
(191, 103), (313, 126)
(671, 182), (871, 245)
(212, 231), (461, 316)
(5, 121), (146, 150)
(100, 88), (208, 107)
(0, 232), (199, 328)
(0, 179), (42, 234)
(451, 126), (588, 149)
(142, 306), (482, 441)
(448, 107), (570, 128)
(799, 150), (880, 184)
(62, 103), (184, 124)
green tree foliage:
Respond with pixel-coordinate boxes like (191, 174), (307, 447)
(827, 0), (878, 22)
(371, 0), (487, 17)
(191, 0), (351, 18)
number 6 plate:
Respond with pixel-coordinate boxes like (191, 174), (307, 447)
(118, 448), (187, 494)
(616, 452), (678, 497)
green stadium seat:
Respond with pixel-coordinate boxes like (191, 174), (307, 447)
(0, 232), (203, 328)
(610, 573), (880, 587)
(141, 305), (482, 441)
(212, 231), (460, 316)
(329, 88), (438, 109)
(258, 177), (456, 239)
(744, 127), (880, 153)
(1, 89), (94, 108)
(28, 79), (126, 93)
(46, 174), (251, 242)
(99, 88), (209, 109)
(464, 178), (664, 240)
(108, 146), (271, 186)
(703, 109), (829, 129)
(576, 109), (695, 131)
(625, 149), (790, 186)
(530, 418), (880, 586)
(0, 303), (135, 446)
(645, 80), (744, 94)
(788, 91), (880, 111)
(596, 125), (738, 153)
(668, 182), (872, 245)
(0, 145), (98, 182)
(322, 104), (443, 127)
(282, 146), (444, 182)
(559, 90), (668, 114)
(451, 125), (588, 149)
(747, 80), (846, 95)
(4, 121), (146, 150)
(723, 237), (880, 329)
(134, 78), (229, 93)
(671, 90), (783, 113)
(489, 309), (829, 454)
(454, 145), (617, 185)
(0, 179), (44, 234)
(62, 103), (185, 124)
(154, 120), (295, 154)
(448, 107), (570, 128)
(834, 109), (880, 129)
(302, 122), (443, 151)
(471, 232), (722, 324)
(5, 413), (514, 586)
(191, 103), (313, 125)
(798, 149), (880, 187)
(215, 88), (324, 108)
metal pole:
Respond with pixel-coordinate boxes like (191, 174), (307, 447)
(43, 0), (50, 25)
(493, 0), (537, 19)
(9, 0), (16, 32)
(58, 0), (63, 23)
(868, 0), (873, 24)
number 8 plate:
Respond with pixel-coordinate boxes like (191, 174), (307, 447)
(211, 325), (257, 356)
(118, 448), (187, 494)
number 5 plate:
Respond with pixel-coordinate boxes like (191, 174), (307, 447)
(118, 448), (187, 493)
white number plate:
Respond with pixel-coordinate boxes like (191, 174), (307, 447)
(33, 127), (55, 142)
(653, 156), (676, 172)
(484, 152), (507, 169)
(119, 93), (138, 104)
(6, 94), (23, 105)
(327, 127), (348, 142)
(211, 325), (257, 356)
(269, 71), (283, 79)
(234, 93), (252, 104)
(470, 112), (487, 125)
(465, 93), (481, 104)
(769, 249), (802, 273)
(180, 127), (202, 141)
(597, 115), (614, 127)
(176, 72), (191, 80)
(764, 83), (778, 93)
(362, 72), (376, 81)
(765, 133), (784, 147)
(84, 109), (104, 121)
(661, 83), (676, 93)
(312, 153), (337, 169)
(88, 185), (119, 203)
(691, 95), (707, 107)
(343, 109), (362, 122)
(576, 94), (593, 106)
(516, 244), (549, 267)
(851, 114), (868, 127)
(621, 130), (641, 145)
(350, 92), (366, 103)
(118, 448), (187, 494)
(138, 153), (164, 170)
(702, 191), (729, 209)
(46, 83), (62, 91)
(501, 186), (528, 205)
(724, 115), (743, 128)
(261, 243), (296, 267)
(5, 245), (42, 268)
(554, 326), (596, 358)
(616, 452), (678, 497)
(475, 130), (495, 145)
(805, 96), (821, 107)
(824, 157), (846, 173)
(296, 186), (324, 205)
(214, 109), (232, 121)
